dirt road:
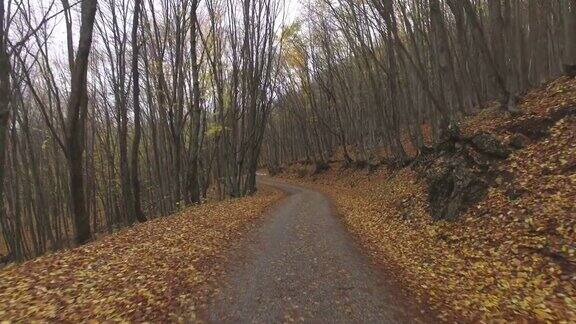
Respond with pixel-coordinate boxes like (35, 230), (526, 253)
(204, 177), (425, 323)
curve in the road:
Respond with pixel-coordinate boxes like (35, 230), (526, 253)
(204, 177), (427, 323)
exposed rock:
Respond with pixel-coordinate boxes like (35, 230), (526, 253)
(509, 133), (531, 149)
(414, 106), (576, 221)
(471, 132), (511, 158)
(425, 155), (490, 220)
(414, 131), (506, 221)
(464, 145), (490, 168)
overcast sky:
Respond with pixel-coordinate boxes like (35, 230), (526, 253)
(31, 0), (303, 53)
(284, 0), (303, 24)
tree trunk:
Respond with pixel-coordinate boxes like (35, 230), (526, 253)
(0, 2), (11, 250)
(131, 0), (146, 222)
(564, 0), (576, 76)
(65, 0), (98, 245)
(186, 0), (202, 204)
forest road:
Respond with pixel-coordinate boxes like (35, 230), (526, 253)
(203, 176), (425, 323)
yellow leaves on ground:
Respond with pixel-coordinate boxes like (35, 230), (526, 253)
(0, 187), (282, 322)
(279, 77), (576, 322)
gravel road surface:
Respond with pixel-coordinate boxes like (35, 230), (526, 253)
(204, 177), (426, 323)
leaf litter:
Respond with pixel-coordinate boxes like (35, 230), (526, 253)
(0, 187), (282, 322)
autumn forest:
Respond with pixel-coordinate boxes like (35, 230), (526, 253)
(0, 0), (575, 322)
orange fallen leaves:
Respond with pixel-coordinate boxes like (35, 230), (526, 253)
(0, 187), (282, 322)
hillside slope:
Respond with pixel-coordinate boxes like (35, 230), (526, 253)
(0, 188), (282, 322)
(276, 77), (576, 321)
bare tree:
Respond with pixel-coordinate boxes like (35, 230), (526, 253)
(65, 0), (98, 245)
(131, 0), (146, 222)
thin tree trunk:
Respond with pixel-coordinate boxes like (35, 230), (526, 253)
(564, 0), (576, 75)
(131, 0), (146, 222)
(186, 0), (202, 204)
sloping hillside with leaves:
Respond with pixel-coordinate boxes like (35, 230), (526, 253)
(276, 77), (576, 321)
(0, 187), (282, 322)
